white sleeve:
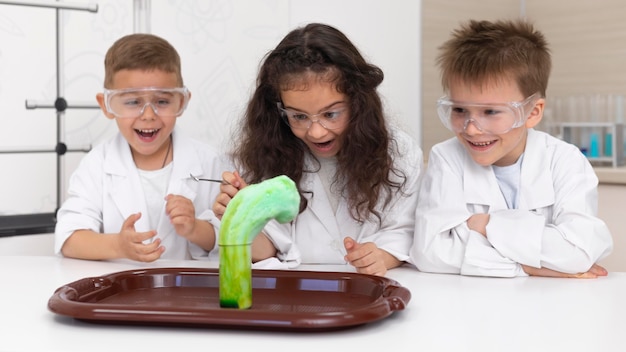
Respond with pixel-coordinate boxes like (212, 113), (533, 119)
(54, 151), (104, 255)
(262, 219), (301, 268)
(462, 229), (527, 277)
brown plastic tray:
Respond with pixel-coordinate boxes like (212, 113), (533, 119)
(48, 267), (411, 331)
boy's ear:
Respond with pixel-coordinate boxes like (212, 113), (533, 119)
(524, 97), (545, 129)
(95, 93), (115, 120)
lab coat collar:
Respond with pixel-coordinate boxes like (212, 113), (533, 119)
(103, 128), (201, 179)
(463, 129), (554, 210)
(103, 132), (134, 177)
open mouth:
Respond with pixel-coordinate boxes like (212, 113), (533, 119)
(135, 128), (161, 142)
(468, 140), (495, 147)
(314, 140), (333, 148)
(135, 128), (160, 138)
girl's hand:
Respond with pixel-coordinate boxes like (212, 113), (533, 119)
(343, 237), (400, 276)
(212, 171), (247, 220)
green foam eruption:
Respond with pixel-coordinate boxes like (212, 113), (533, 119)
(219, 175), (300, 309)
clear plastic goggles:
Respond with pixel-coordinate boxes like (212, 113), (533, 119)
(104, 87), (190, 118)
(437, 93), (539, 134)
(277, 102), (349, 130)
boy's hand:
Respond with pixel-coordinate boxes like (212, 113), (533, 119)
(343, 237), (393, 276)
(165, 194), (197, 238)
(117, 212), (164, 262)
(586, 263), (609, 276)
(212, 171), (247, 220)
(522, 263), (608, 278)
(467, 213), (489, 236)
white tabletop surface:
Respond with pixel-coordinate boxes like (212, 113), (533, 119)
(1, 255), (625, 352)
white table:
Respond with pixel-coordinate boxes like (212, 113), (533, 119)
(1, 255), (625, 352)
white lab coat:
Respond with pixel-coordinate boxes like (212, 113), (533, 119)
(54, 128), (227, 260)
(410, 128), (613, 277)
(261, 128), (423, 267)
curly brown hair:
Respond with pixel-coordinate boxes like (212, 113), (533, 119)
(231, 23), (406, 223)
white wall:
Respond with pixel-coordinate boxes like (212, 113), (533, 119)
(0, 0), (421, 217)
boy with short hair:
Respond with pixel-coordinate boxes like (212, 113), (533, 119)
(55, 33), (224, 261)
(410, 19), (613, 277)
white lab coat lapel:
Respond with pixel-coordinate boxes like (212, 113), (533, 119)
(154, 131), (200, 244)
(104, 134), (151, 232)
(463, 154), (509, 211)
(300, 156), (361, 256)
(335, 200), (362, 247)
(302, 171), (340, 237)
(162, 131), (200, 205)
(518, 129), (555, 210)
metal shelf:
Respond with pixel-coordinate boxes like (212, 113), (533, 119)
(560, 122), (625, 167)
(0, 1), (99, 234)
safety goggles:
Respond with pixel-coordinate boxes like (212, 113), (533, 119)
(437, 93), (540, 134)
(103, 87), (190, 118)
(277, 102), (349, 130)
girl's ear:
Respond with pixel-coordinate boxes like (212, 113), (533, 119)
(96, 93), (115, 120)
(524, 97), (545, 129)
